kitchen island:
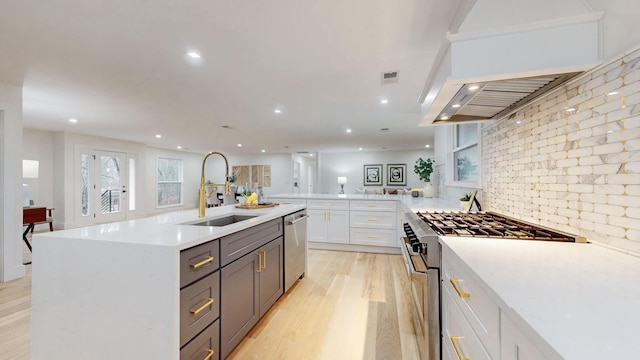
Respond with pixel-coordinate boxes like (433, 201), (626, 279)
(30, 204), (304, 360)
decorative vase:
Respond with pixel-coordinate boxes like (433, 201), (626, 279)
(460, 201), (471, 211)
(238, 196), (247, 205)
(423, 182), (435, 198)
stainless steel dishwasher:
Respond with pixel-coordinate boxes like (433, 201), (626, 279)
(284, 209), (308, 292)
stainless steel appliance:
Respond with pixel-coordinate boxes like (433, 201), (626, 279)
(402, 210), (585, 359)
(284, 209), (308, 292)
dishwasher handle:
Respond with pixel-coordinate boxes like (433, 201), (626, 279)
(286, 214), (309, 225)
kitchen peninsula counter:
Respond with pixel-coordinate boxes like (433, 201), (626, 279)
(270, 193), (460, 212)
(30, 204), (304, 360)
(440, 236), (640, 360)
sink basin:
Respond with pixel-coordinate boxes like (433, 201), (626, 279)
(188, 215), (257, 227)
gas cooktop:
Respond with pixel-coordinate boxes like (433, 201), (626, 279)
(417, 211), (586, 243)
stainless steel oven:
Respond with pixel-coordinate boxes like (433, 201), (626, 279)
(401, 211), (441, 360)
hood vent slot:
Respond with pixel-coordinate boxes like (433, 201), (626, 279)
(435, 73), (581, 123)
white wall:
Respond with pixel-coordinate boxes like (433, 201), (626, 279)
(317, 150), (435, 194)
(0, 83), (25, 282)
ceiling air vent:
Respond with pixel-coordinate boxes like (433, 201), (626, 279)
(381, 71), (399, 84)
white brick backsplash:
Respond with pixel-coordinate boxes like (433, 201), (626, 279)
(609, 194), (638, 206)
(580, 193), (608, 204)
(482, 49), (640, 253)
(626, 115), (640, 129)
(579, 155), (604, 166)
(592, 142), (624, 155)
(628, 207), (640, 219)
(607, 174), (640, 185)
(594, 184), (625, 195)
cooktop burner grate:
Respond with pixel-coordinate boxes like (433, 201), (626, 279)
(418, 211), (585, 242)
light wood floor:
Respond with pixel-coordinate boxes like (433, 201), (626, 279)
(0, 250), (419, 360)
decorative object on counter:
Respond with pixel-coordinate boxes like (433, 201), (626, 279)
(235, 202), (279, 209)
(204, 181), (218, 207)
(355, 187), (365, 194)
(238, 189), (250, 205)
(199, 151), (231, 217)
(459, 192), (472, 211)
(414, 157), (435, 198)
(386, 163), (407, 186)
(363, 164), (383, 186)
(337, 176), (347, 194)
(411, 188), (422, 197)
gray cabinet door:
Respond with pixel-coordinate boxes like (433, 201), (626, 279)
(258, 236), (283, 317)
(220, 251), (260, 359)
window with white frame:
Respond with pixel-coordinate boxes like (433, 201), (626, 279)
(157, 158), (182, 206)
(453, 123), (479, 183)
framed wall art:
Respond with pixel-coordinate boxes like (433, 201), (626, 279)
(387, 164), (406, 186)
(363, 164), (383, 186)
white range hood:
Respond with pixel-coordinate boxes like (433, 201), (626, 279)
(420, 11), (604, 125)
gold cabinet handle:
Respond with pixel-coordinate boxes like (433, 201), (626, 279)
(450, 278), (470, 299)
(367, 235), (377, 239)
(367, 218), (377, 222)
(256, 252), (262, 273)
(202, 349), (215, 360)
(190, 298), (214, 315)
(190, 256), (214, 269)
(450, 336), (469, 360)
(263, 250), (267, 269)
(367, 204), (377, 207)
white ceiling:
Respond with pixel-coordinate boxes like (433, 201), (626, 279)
(0, 1), (469, 155)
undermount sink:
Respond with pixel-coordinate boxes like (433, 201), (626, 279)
(187, 214), (257, 227)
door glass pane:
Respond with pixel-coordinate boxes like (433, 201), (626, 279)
(129, 158), (136, 211)
(100, 155), (122, 214)
(81, 154), (90, 216)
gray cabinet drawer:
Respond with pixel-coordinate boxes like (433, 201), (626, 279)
(220, 218), (283, 266)
(180, 319), (220, 360)
(181, 240), (220, 288)
(180, 271), (220, 347)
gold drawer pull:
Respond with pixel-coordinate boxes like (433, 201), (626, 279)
(256, 252), (263, 273)
(450, 336), (469, 360)
(203, 349), (215, 360)
(190, 298), (214, 315)
(367, 219), (377, 222)
(190, 256), (214, 269)
(367, 204), (377, 207)
(450, 278), (470, 299)
(367, 235), (377, 239)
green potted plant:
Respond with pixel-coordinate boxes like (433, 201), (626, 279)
(460, 192), (472, 211)
(414, 157), (435, 198)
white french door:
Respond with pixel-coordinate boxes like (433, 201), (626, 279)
(79, 150), (128, 224)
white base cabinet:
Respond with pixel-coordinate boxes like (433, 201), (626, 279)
(307, 200), (350, 244)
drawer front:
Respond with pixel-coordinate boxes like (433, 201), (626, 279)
(349, 200), (397, 212)
(181, 240), (220, 288)
(180, 319), (220, 360)
(349, 228), (397, 247)
(306, 199), (349, 210)
(442, 284), (492, 360)
(350, 211), (396, 229)
(501, 313), (547, 360)
(220, 218), (283, 267)
(180, 271), (220, 347)
(268, 198), (307, 206)
(442, 247), (499, 359)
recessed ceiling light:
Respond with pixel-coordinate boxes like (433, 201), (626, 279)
(176, 146), (182, 149)
(452, 104), (461, 108)
(358, 147), (363, 151)
(380, 98), (388, 104)
(425, 144), (430, 148)
(155, 134), (162, 139)
(440, 115), (449, 120)
(261, 149), (266, 153)
(237, 144), (242, 147)
(346, 129), (352, 133)
(468, 85), (480, 91)
(186, 51), (201, 58)
(309, 154), (313, 157)
(274, 109), (282, 114)
(68, 118), (78, 123)
(608, 91), (619, 96)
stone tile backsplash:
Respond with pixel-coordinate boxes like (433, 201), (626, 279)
(482, 46), (640, 254)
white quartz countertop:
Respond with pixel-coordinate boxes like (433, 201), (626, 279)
(34, 204), (304, 250)
(270, 193), (459, 212)
(440, 236), (640, 360)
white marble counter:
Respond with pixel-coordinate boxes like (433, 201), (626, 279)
(440, 236), (640, 360)
(270, 193), (460, 212)
(33, 203), (304, 251)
